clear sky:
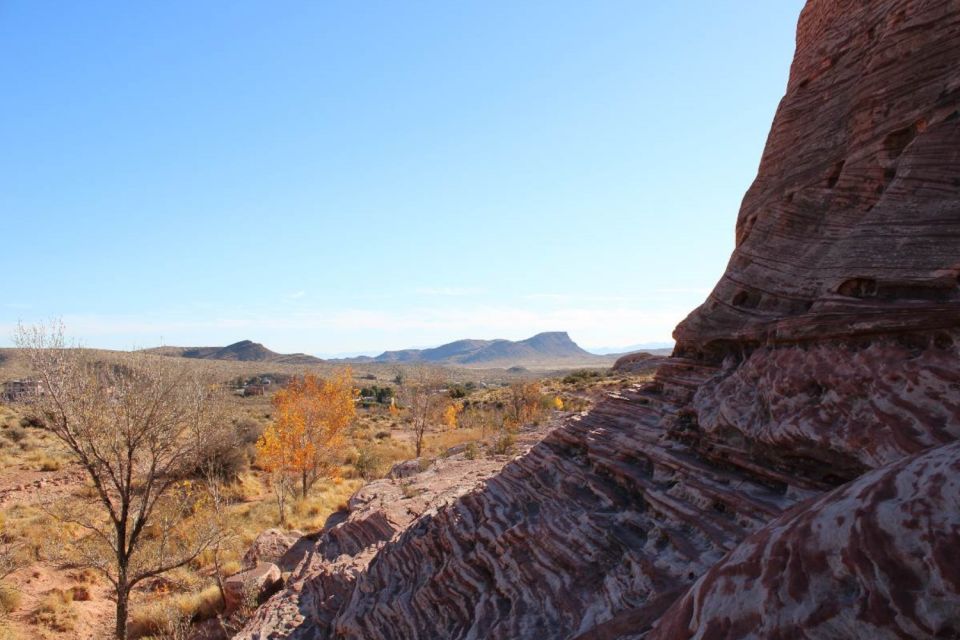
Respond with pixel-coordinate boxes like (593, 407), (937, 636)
(0, 1), (804, 356)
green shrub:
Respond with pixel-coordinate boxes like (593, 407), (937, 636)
(492, 432), (515, 456)
(354, 446), (384, 480)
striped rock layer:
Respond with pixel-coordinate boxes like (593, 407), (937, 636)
(239, 0), (960, 638)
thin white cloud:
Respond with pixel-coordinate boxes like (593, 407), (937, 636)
(286, 290), (307, 300)
(413, 286), (487, 297)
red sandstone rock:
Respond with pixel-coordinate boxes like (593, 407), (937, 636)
(675, 0), (960, 355)
(648, 441), (960, 640)
(242, 529), (303, 570)
(224, 563), (282, 615)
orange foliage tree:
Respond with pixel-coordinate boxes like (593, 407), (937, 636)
(256, 369), (356, 522)
(442, 402), (461, 429)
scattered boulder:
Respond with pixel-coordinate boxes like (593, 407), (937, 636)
(223, 563), (282, 614)
(386, 458), (422, 479)
(612, 351), (666, 373)
(242, 529), (302, 569)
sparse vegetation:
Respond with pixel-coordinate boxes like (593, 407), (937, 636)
(32, 589), (78, 633)
(15, 323), (230, 640)
(0, 332), (630, 640)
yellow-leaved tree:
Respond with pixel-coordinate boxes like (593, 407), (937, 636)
(442, 402), (461, 429)
(256, 369), (355, 524)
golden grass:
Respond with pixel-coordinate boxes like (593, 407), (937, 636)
(0, 585), (21, 614)
(0, 363), (631, 640)
(423, 427), (483, 457)
(31, 589), (78, 633)
(128, 584), (222, 639)
(0, 406), (73, 471)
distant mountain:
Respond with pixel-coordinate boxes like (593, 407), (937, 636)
(146, 340), (323, 365)
(338, 332), (607, 367)
(587, 342), (675, 355)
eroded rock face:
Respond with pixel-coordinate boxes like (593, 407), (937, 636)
(648, 441), (960, 640)
(238, 0), (960, 638)
(675, 0), (960, 354)
(235, 447), (535, 639)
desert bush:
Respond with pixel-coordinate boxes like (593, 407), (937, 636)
(69, 585), (91, 602)
(234, 417), (263, 446)
(18, 416), (43, 429)
(491, 432), (516, 456)
(562, 369), (604, 384)
(0, 427), (25, 444)
(32, 589), (78, 632)
(464, 442), (479, 460)
(128, 584), (222, 639)
(354, 446), (384, 480)
(198, 439), (250, 482)
(37, 456), (61, 472)
(0, 585), (21, 614)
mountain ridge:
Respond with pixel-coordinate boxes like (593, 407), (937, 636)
(336, 331), (607, 366)
(144, 340), (324, 365)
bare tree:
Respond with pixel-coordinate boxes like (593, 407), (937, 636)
(15, 322), (229, 640)
(398, 366), (445, 458)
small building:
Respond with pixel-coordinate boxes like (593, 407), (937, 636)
(2, 379), (43, 402)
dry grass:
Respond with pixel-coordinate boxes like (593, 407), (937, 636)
(0, 585), (21, 615)
(423, 427), (484, 457)
(0, 406), (73, 472)
(128, 584), (222, 639)
(0, 357), (632, 639)
(31, 589), (78, 633)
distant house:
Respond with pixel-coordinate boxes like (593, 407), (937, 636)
(2, 379), (43, 402)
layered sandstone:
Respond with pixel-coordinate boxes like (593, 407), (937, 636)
(239, 1), (960, 638)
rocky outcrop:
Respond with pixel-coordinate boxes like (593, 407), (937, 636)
(612, 352), (666, 374)
(238, 1), (960, 638)
(647, 442), (960, 640)
(224, 563), (283, 614)
(675, 0), (960, 354)
(236, 447), (537, 639)
(243, 530), (304, 570)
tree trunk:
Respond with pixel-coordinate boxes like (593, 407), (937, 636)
(301, 469), (308, 499)
(276, 479), (286, 526)
(115, 579), (129, 640)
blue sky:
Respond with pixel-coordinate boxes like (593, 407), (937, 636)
(0, 1), (804, 355)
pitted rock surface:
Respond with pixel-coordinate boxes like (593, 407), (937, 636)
(647, 441), (960, 640)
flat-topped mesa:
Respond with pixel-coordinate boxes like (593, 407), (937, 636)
(675, 0), (960, 357)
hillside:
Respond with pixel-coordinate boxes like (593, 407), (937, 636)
(145, 340), (323, 365)
(340, 331), (614, 367)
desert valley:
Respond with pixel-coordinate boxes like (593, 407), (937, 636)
(2, 0), (960, 639)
